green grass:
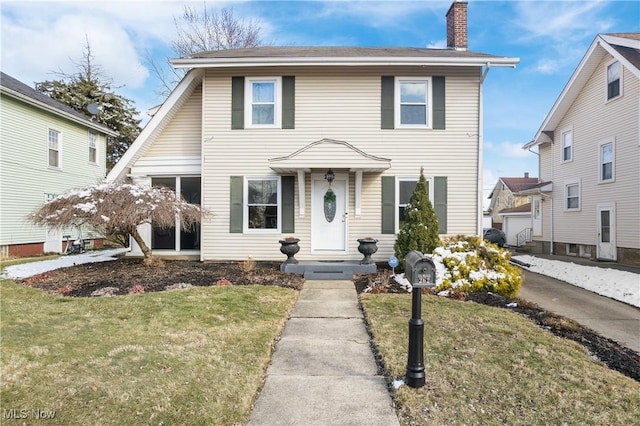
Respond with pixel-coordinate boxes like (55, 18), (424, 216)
(361, 293), (640, 426)
(1, 280), (298, 425)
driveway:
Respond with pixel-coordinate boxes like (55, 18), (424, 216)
(520, 269), (640, 353)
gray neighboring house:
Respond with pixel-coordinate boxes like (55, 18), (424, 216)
(522, 33), (640, 265)
(108, 1), (519, 263)
(0, 72), (117, 257)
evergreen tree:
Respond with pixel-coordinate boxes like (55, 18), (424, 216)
(394, 167), (441, 267)
(35, 40), (141, 171)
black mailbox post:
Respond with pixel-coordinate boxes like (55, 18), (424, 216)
(404, 250), (436, 388)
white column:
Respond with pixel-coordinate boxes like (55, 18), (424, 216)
(355, 170), (363, 217)
(297, 170), (305, 217)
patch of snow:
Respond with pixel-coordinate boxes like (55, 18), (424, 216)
(392, 379), (404, 389)
(513, 255), (640, 308)
(506, 302), (518, 308)
(1, 248), (130, 280)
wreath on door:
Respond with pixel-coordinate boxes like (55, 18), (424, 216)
(324, 188), (336, 222)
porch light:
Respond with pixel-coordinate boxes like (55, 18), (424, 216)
(324, 169), (335, 184)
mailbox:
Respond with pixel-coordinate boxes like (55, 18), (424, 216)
(404, 250), (436, 288)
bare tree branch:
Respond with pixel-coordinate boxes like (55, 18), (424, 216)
(150, 5), (264, 97)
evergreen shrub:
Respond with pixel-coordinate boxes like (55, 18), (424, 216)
(432, 235), (523, 297)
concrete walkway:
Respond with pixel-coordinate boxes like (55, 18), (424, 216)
(248, 280), (399, 426)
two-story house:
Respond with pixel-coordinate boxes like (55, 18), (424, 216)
(0, 72), (117, 257)
(486, 172), (538, 228)
(108, 1), (519, 265)
(522, 33), (639, 265)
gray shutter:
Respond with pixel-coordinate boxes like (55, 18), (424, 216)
(231, 77), (244, 130)
(282, 76), (295, 129)
(381, 176), (395, 234)
(281, 176), (295, 233)
(433, 76), (445, 130)
(381, 76), (394, 129)
(434, 176), (447, 233)
(230, 176), (243, 233)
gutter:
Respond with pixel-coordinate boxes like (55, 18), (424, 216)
(171, 56), (521, 69)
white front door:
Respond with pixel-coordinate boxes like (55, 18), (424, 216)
(311, 173), (348, 253)
(597, 202), (616, 261)
(532, 196), (542, 236)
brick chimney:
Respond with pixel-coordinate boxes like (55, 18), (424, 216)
(524, 172), (529, 178)
(446, 0), (468, 51)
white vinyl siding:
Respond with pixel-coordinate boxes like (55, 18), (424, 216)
(0, 94), (107, 248)
(536, 52), (639, 250)
(193, 66), (480, 261)
(146, 83), (202, 158)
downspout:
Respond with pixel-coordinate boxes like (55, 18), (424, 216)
(477, 64), (491, 235)
(527, 144), (554, 255)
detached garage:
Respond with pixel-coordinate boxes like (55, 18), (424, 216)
(499, 203), (531, 247)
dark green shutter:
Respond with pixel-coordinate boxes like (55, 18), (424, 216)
(381, 76), (395, 129)
(230, 176), (243, 233)
(282, 76), (295, 129)
(434, 176), (447, 233)
(281, 176), (295, 232)
(381, 176), (396, 234)
(433, 76), (445, 130)
(231, 77), (244, 129)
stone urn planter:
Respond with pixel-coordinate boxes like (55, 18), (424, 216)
(279, 238), (300, 264)
(357, 238), (378, 265)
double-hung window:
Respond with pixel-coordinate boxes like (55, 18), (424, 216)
(565, 179), (581, 211)
(599, 139), (615, 183)
(561, 128), (573, 163)
(88, 131), (97, 163)
(395, 77), (431, 128)
(245, 177), (280, 232)
(246, 77), (281, 128)
(48, 129), (60, 168)
(395, 177), (433, 232)
(606, 60), (621, 101)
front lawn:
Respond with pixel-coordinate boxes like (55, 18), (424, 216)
(0, 280), (297, 425)
(361, 293), (640, 425)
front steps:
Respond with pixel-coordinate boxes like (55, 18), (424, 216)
(281, 261), (377, 280)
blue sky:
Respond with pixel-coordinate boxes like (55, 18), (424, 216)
(2, 0), (639, 206)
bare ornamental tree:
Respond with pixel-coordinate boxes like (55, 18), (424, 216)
(30, 182), (206, 266)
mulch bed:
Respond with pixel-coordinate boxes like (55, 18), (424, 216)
(15, 257), (639, 382)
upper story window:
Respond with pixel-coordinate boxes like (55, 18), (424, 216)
(395, 77), (432, 128)
(88, 131), (97, 163)
(599, 138), (615, 183)
(245, 177), (280, 232)
(561, 128), (573, 163)
(48, 129), (60, 168)
(565, 179), (581, 211)
(246, 77), (281, 128)
(606, 60), (621, 101)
